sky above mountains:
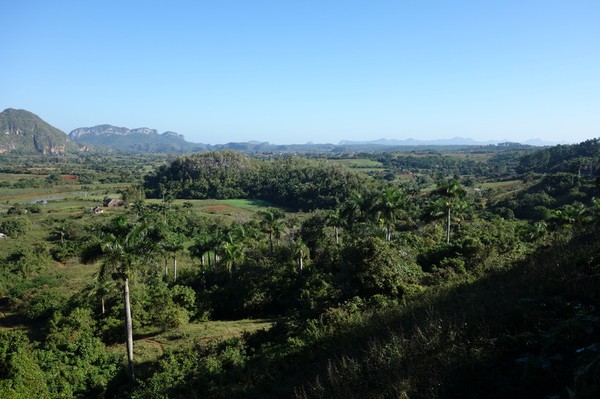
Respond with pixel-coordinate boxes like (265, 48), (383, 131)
(2, 1), (599, 145)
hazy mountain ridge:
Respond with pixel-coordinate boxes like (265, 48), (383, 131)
(0, 108), (79, 155)
(339, 137), (566, 147)
(0, 108), (577, 155)
(69, 124), (201, 153)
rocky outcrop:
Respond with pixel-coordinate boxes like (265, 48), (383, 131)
(69, 124), (203, 153)
(0, 108), (76, 155)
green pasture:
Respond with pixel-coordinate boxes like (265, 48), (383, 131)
(330, 158), (384, 169)
(481, 179), (523, 189)
(131, 318), (276, 363)
(443, 153), (495, 161)
(0, 173), (47, 183)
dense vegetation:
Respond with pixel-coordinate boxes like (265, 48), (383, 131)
(1, 139), (599, 398)
(143, 151), (369, 210)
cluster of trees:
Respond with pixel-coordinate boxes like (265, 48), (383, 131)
(143, 151), (368, 210)
(491, 171), (598, 221)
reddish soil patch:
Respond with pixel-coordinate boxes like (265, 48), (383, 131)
(0, 191), (53, 199)
(63, 175), (78, 181)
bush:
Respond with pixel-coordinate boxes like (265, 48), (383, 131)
(23, 290), (67, 321)
(0, 219), (29, 237)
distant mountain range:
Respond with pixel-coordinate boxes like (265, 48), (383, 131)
(0, 108), (573, 155)
(338, 137), (565, 147)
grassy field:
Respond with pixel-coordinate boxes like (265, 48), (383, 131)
(331, 158), (383, 168)
(329, 158), (384, 173)
(131, 318), (276, 363)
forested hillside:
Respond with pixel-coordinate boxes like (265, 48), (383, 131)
(0, 108), (78, 155)
(0, 142), (599, 398)
(518, 138), (600, 175)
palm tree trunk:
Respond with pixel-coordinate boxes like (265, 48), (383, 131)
(173, 256), (177, 282)
(124, 278), (135, 380)
(446, 207), (451, 244)
(101, 296), (105, 315)
(164, 257), (168, 276)
(298, 250), (303, 274)
(335, 227), (339, 244)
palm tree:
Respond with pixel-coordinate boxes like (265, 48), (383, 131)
(341, 191), (378, 235)
(161, 231), (185, 282)
(259, 208), (284, 257)
(375, 187), (406, 242)
(529, 221), (549, 241)
(81, 217), (157, 380)
(220, 241), (245, 277)
(435, 179), (467, 244)
(291, 238), (309, 274)
(551, 202), (588, 229)
(84, 272), (116, 315)
(327, 207), (343, 244)
(51, 224), (67, 244)
(131, 199), (146, 219)
(190, 233), (212, 270)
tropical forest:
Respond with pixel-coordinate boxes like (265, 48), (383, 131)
(1, 112), (600, 398)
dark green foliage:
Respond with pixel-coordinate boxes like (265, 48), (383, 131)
(129, 338), (249, 399)
(39, 307), (121, 397)
(0, 330), (51, 398)
(23, 289), (68, 321)
(0, 218), (29, 237)
(143, 151), (368, 210)
(517, 138), (600, 174)
(7, 203), (42, 215)
(341, 237), (420, 298)
(143, 151), (252, 199)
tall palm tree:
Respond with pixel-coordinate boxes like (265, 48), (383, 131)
(220, 241), (245, 277)
(435, 179), (467, 244)
(327, 207), (344, 244)
(161, 231), (185, 282)
(291, 238), (309, 274)
(81, 218), (157, 380)
(84, 272), (116, 315)
(259, 208), (284, 257)
(375, 187), (407, 242)
(190, 233), (212, 270)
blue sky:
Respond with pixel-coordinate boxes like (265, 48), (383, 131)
(2, 0), (599, 144)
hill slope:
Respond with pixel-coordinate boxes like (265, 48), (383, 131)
(517, 137), (600, 174)
(0, 108), (78, 155)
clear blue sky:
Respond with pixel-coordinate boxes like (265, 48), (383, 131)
(2, 0), (599, 144)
